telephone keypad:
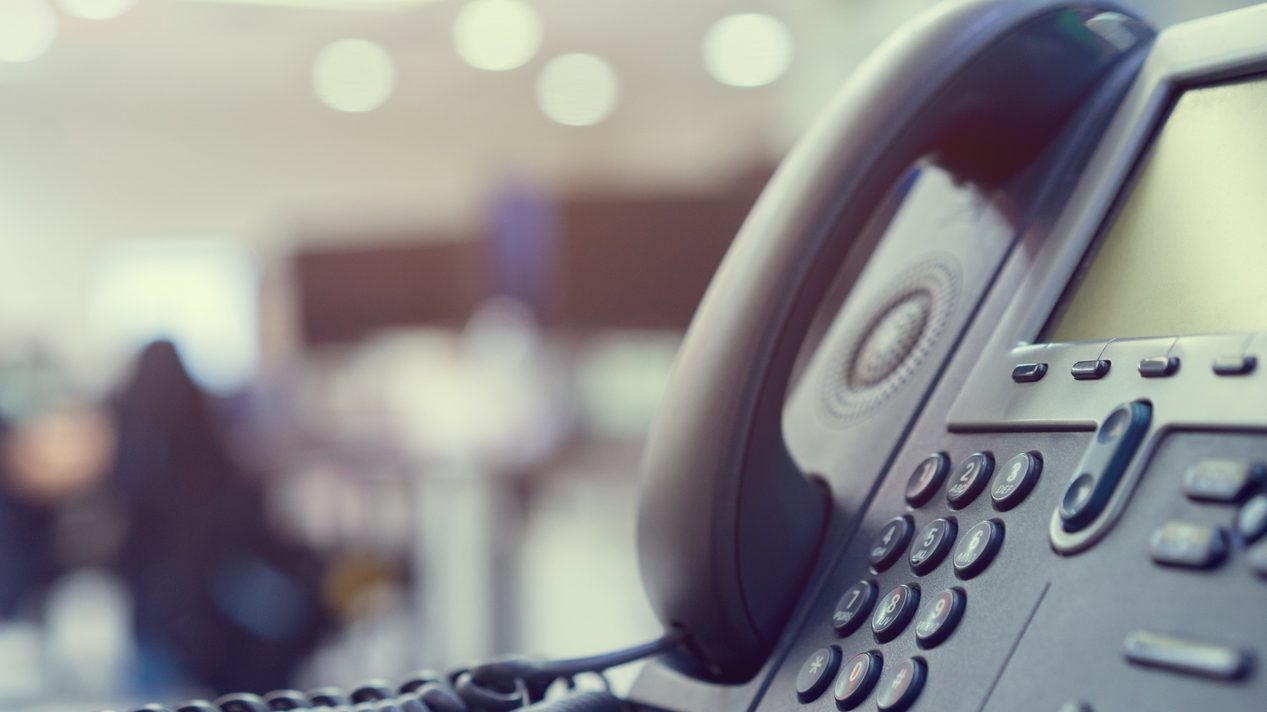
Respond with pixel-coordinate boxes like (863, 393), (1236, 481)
(991, 451), (1041, 511)
(1148, 521), (1228, 569)
(795, 646), (841, 703)
(875, 657), (926, 712)
(833, 651), (882, 709)
(905, 453), (950, 507)
(908, 517), (956, 575)
(832, 580), (877, 637)
(953, 520), (1004, 579)
(947, 452), (994, 508)
(914, 587), (965, 649)
(871, 584), (919, 642)
(870, 516), (914, 572)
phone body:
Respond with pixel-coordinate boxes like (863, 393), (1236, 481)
(631, 2), (1267, 710)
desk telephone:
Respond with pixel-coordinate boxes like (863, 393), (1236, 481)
(116, 1), (1267, 711)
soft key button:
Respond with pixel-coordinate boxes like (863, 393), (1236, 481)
(1149, 521), (1228, 569)
(1183, 459), (1264, 503)
(1123, 630), (1252, 681)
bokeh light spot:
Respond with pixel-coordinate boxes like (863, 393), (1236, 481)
(57, 0), (136, 20)
(0, 0), (58, 64)
(312, 38), (396, 113)
(702, 13), (794, 88)
(536, 53), (620, 127)
(452, 0), (542, 72)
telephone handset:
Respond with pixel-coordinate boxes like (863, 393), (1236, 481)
(636, 0), (1150, 685)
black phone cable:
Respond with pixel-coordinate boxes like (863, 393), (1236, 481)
(97, 628), (686, 712)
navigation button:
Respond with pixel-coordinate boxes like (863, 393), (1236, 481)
(870, 516), (914, 572)
(947, 453), (993, 509)
(872, 584), (919, 643)
(991, 451), (1042, 511)
(795, 646), (841, 703)
(905, 453), (949, 507)
(1184, 459), (1263, 503)
(876, 658), (926, 712)
(1138, 356), (1178, 378)
(1124, 630), (1251, 681)
(1149, 521), (1228, 569)
(833, 651), (882, 710)
(1059, 401), (1151, 532)
(1071, 359), (1110, 380)
(915, 588), (965, 648)
(953, 520), (1003, 579)
(832, 580), (877, 637)
(909, 518), (956, 575)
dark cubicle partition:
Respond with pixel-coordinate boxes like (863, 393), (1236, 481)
(292, 181), (765, 344)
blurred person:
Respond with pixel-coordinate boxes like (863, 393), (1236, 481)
(108, 340), (332, 696)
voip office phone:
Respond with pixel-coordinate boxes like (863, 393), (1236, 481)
(117, 1), (1267, 711)
(632, 0), (1267, 710)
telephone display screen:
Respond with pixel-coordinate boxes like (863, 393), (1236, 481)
(1046, 75), (1267, 343)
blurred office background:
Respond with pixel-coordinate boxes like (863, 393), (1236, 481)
(0, 0), (1249, 709)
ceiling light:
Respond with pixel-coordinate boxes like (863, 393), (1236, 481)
(180, 0), (441, 12)
(452, 0), (542, 72)
(702, 13), (794, 88)
(312, 39), (396, 113)
(536, 53), (620, 127)
(0, 0), (58, 64)
(57, 0), (136, 20)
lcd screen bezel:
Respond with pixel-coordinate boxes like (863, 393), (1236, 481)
(1037, 71), (1267, 344)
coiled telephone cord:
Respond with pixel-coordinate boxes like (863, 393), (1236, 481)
(100, 630), (685, 712)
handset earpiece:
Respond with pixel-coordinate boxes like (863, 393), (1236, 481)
(636, 0), (1150, 683)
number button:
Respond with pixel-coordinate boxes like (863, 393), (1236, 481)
(795, 646), (841, 703)
(915, 588), (965, 648)
(953, 520), (1004, 579)
(876, 657), (926, 711)
(947, 452), (994, 509)
(869, 516), (914, 572)
(871, 584), (919, 642)
(833, 651), (882, 709)
(908, 518), (956, 575)
(905, 453), (949, 507)
(832, 580), (877, 637)
(991, 451), (1041, 511)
